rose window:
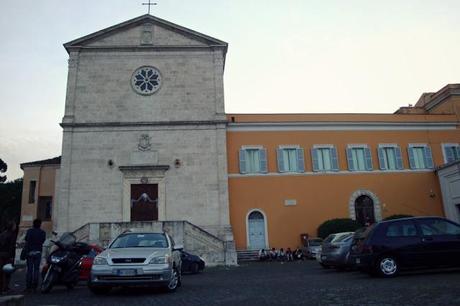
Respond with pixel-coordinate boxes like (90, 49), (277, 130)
(131, 66), (161, 95)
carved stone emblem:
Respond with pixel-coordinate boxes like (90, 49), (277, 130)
(141, 23), (153, 45)
(138, 134), (152, 151)
(140, 176), (148, 184)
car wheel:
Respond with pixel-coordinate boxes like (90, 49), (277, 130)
(377, 256), (399, 278)
(165, 268), (179, 292)
(191, 263), (199, 274)
(88, 284), (112, 295)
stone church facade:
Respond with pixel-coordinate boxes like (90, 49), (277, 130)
(56, 15), (232, 242)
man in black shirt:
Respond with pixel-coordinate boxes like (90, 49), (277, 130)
(24, 219), (46, 291)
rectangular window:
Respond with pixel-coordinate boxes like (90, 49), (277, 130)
(442, 143), (460, 163)
(38, 196), (52, 221)
(378, 145), (403, 170)
(28, 180), (36, 203)
(312, 146), (339, 171)
(239, 147), (267, 174)
(347, 145), (373, 171)
(408, 144), (433, 169)
(277, 146), (304, 173)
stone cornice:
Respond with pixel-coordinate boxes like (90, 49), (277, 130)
(67, 45), (227, 54)
(119, 165), (170, 171)
(60, 120), (228, 128)
(424, 84), (460, 111)
(227, 121), (458, 132)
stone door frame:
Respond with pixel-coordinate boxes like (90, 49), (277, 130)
(119, 165), (169, 222)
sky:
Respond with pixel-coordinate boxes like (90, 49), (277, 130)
(1, 0), (459, 180)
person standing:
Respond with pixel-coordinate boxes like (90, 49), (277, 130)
(24, 219), (46, 291)
(0, 221), (17, 294)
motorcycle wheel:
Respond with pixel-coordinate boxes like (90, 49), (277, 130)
(41, 269), (57, 294)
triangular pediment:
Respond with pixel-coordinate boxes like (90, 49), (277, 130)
(64, 14), (227, 52)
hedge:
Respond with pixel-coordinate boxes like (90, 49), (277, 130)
(317, 218), (362, 239)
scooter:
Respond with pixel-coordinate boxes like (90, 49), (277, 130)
(41, 232), (91, 293)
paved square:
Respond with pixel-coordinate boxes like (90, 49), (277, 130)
(10, 261), (460, 305)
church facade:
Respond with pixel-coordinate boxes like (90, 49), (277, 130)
(56, 15), (232, 241)
(18, 15), (460, 258)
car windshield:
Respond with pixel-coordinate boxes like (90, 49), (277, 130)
(323, 234), (337, 243)
(308, 239), (323, 246)
(110, 233), (168, 248)
(332, 233), (353, 243)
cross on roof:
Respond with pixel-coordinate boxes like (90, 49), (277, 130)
(142, 0), (157, 15)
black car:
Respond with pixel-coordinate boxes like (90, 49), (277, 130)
(180, 251), (205, 274)
(350, 217), (460, 277)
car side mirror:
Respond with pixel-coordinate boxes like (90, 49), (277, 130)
(173, 244), (183, 251)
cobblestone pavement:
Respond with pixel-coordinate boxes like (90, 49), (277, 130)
(8, 260), (460, 306)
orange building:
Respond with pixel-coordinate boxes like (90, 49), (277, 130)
(227, 84), (460, 251)
(18, 157), (61, 236)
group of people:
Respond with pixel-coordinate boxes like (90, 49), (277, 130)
(0, 219), (46, 295)
(258, 247), (307, 262)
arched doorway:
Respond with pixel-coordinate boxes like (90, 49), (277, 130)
(247, 210), (267, 250)
(354, 195), (375, 226)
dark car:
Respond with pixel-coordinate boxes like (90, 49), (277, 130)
(180, 251), (205, 274)
(350, 217), (460, 277)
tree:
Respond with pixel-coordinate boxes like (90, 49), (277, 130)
(0, 178), (22, 231)
(0, 158), (6, 183)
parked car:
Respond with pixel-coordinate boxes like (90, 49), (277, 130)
(317, 232), (353, 268)
(180, 251), (205, 274)
(350, 217), (460, 277)
(306, 238), (323, 259)
(319, 232), (354, 269)
(88, 231), (182, 294)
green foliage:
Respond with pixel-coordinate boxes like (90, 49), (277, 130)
(0, 158), (7, 183)
(317, 218), (362, 239)
(383, 214), (413, 221)
(0, 178), (23, 231)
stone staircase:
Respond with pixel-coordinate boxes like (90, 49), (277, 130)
(237, 249), (259, 262)
(72, 220), (237, 266)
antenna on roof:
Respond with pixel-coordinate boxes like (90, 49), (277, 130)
(142, 0), (157, 15)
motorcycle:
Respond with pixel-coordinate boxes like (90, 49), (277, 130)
(40, 232), (92, 293)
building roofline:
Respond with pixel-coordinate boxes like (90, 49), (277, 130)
(20, 156), (61, 169)
(63, 14), (228, 54)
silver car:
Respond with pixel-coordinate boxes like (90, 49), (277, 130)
(319, 232), (354, 269)
(88, 232), (182, 294)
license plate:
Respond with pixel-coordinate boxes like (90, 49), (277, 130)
(117, 269), (136, 276)
(355, 258), (361, 264)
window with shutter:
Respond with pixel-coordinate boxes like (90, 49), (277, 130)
(278, 147), (300, 172)
(378, 145), (403, 170)
(239, 147), (266, 174)
(347, 146), (369, 171)
(313, 145), (339, 171)
(442, 144), (460, 163)
(408, 144), (433, 169)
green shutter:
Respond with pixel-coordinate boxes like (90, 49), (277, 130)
(297, 148), (305, 173)
(239, 149), (247, 174)
(277, 148), (285, 172)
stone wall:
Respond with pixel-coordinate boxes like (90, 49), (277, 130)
(74, 221), (237, 266)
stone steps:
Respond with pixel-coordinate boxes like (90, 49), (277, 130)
(237, 249), (259, 262)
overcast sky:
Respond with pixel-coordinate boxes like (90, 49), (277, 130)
(1, 0), (459, 180)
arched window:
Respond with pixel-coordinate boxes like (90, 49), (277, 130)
(355, 195), (375, 226)
(248, 211), (264, 220)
